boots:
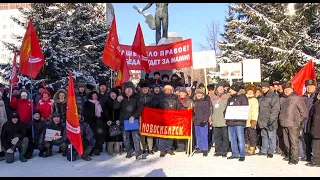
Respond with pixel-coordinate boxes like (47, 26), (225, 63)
(43, 147), (52, 158)
(114, 142), (121, 155)
(19, 146), (28, 162)
(82, 146), (93, 161)
(107, 142), (114, 156)
(248, 146), (256, 156)
(245, 144), (250, 155)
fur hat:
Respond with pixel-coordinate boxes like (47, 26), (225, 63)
(223, 82), (230, 88)
(195, 89), (204, 95)
(86, 84), (96, 91)
(123, 82), (135, 91)
(77, 82), (86, 89)
(230, 84), (241, 92)
(163, 85), (174, 92)
(305, 79), (317, 87)
(153, 84), (161, 89)
(110, 88), (119, 97)
(186, 87), (191, 92)
(21, 92), (28, 97)
(171, 74), (179, 79)
(244, 84), (257, 94)
(179, 87), (187, 94)
(140, 80), (150, 88)
(282, 82), (293, 90)
(99, 79), (108, 87)
(33, 109), (41, 116)
(162, 74), (169, 80)
(207, 84), (215, 91)
(11, 111), (19, 119)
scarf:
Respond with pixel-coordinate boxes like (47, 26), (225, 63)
(89, 99), (103, 117)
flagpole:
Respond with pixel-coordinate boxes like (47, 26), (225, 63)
(30, 60), (35, 142)
(110, 70), (113, 88)
(71, 144), (73, 162)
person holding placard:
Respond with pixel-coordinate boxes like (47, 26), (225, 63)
(257, 82), (280, 158)
(226, 84), (249, 162)
(113, 82), (145, 160)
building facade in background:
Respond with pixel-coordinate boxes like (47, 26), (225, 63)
(0, 3), (30, 65)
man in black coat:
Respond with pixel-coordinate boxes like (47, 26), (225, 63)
(24, 110), (46, 159)
(1, 112), (29, 163)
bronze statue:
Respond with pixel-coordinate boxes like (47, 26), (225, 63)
(136, 3), (169, 44)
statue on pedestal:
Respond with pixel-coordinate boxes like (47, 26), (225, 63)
(134, 3), (169, 44)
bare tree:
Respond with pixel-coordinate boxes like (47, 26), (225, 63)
(198, 21), (220, 53)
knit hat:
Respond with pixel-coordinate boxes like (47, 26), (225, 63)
(110, 88), (120, 97)
(179, 87), (187, 94)
(11, 112), (19, 119)
(33, 109), (41, 115)
(207, 84), (215, 91)
(230, 84), (241, 92)
(282, 82), (293, 90)
(153, 84), (161, 89)
(77, 82), (86, 89)
(99, 79), (108, 87)
(52, 112), (61, 118)
(163, 85), (174, 92)
(195, 89), (204, 95)
(21, 92), (28, 97)
(305, 79), (317, 87)
(261, 82), (270, 88)
(175, 86), (181, 92)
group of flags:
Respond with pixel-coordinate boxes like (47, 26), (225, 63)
(102, 16), (150, 87)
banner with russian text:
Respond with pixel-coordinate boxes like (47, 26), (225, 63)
(120, 38), (193, 71)
(140, 107), (192, 139)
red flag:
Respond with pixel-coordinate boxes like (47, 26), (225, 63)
(10, 50), (18, 88)
(290, 59), (316, 96)
(19, 20), (45, 79)
(132, 23), (150, 73)
(102, 16), (122, 71)
(114, 54), (130, 87)
(66, 72), (83, 156)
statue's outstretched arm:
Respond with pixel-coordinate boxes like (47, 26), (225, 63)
(141, 3), (153, 12)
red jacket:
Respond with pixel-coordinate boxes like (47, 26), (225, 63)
(36, 89), (54, 120)
(10, 96), (33, 124)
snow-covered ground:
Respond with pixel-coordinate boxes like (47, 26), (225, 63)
(0, 147), (319, 177)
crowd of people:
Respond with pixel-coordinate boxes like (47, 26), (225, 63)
(0, 71), (319, 168)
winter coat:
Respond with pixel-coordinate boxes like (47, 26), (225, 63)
(179, 96), (193, 108)
(1, 94), (11, 121)
(80, 121), (94, 142)
(303, 93), (318, 133)
(0, 100), (8, 152)
(83, 100), (104, 133)
(36, 89), (54, 120)
(148, 78), (163, 86)
(257, 90), (280, 129)
(104, 97), (120, 122)
(246, 97), (259, 128)
(26, 118), (46, 145)
(307, 99), (320, 138)
(193, 98), (211, 126)
(75, 91), (87, 115)
(139, 92), (154, 107)
(226, 93), (249, 127)
(279, 92), (308, 128)
(98, 92), (109, 110)
(32, 92), (41, 107)
(170, 79), (184, 89)
(10, 89), (33, 124)
(44, 118), (67, 145)
(52, 89), (67, 121)
(210, 93), (229, 127)
(1, 117), (26, 151)
(113, 93), (143, 125)
(154, 93), (185, 110)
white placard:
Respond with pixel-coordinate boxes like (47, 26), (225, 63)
(243, 59), (261, 83)
(225, 106), (250, 120)
(219, 63), (242, 79)
(192, 50), (216, 69)
(45, 129), (61, 139)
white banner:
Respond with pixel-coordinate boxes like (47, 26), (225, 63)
(225, 106), (249, 120)
(219, 63), (242, 79)
(243, 59), (261, 83)
(192, 50), (216, 69)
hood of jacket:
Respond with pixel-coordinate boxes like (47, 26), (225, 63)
(53, 89), (67, 103)
(18, 89), (31, 99)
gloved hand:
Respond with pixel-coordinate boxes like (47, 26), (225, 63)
(6, 148), (14, 153)
(199, 121), (207, 127)
(117, 95), (124, 102)
(129, 116), (135, 124)
(11, 137), (19, 145)
(52, 136), (62, 141)
(116, 120), (120, 126)
(107, 121), (112, 126)
(250, 120), (257, 129)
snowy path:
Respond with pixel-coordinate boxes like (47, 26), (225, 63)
(0, 149), (319, 177)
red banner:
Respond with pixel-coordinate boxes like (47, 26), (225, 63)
(120, 39), (193, 71)
(140, 107), (192, 139)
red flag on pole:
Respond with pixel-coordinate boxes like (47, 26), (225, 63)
(66, 72), (83, 156)
(10, 50), (18, 87)
(132, 23), (150, 73)
(19, 20), (45, 79)
(114, 54), (130, 87)
(102, 16), (122, 71)
(290, 59), (316, 96)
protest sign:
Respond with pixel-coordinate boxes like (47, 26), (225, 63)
(224, 106), (250, 120)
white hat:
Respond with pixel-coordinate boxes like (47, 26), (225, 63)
(21, 92), (28, 97)
(162, 85), (174, 92)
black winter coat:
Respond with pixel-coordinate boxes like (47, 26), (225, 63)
(155, 93), (185, 110)
(99, 92), (109, 110)
(258, 90), (280, 129)
(1, 119), (27, 151)
(104, 97), (120, 122)
(83, 101), (104, 133)
(139, 92), (154, 107)
(307, 100), (320, 138)
(113, 93), (143, 124)
(226, 93), (249, 127)
(76, 92), (87, 115)
(193, 98), (211, 126)
(52, 101), (67, 121)
(25, 119), (46, 145)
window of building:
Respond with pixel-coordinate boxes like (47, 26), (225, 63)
(3, 24), (7, 29)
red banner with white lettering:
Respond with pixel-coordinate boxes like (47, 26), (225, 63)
(120, 39), (193, 71)
(140, 107), (192, 139)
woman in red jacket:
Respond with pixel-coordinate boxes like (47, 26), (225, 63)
(10, 89), (33, 124)
(36, 89), (54, 122)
